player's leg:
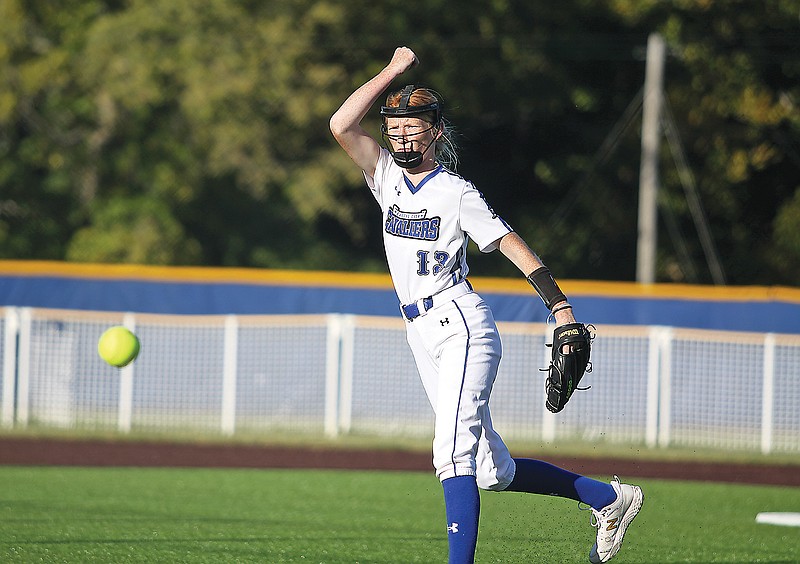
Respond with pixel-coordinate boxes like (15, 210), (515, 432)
(432, 299), (515, 480)
(504, 459), (617, 508)
(441, 474), (480, 564)
(473, 393), (616, 505)
(432, 317), (490, 564)
(409, 297), (500, 482)
(474, 405), (516, 491)
(405, 314), (482, 563)
(451, 295), (517, 492)
(409, 295), (504, 563)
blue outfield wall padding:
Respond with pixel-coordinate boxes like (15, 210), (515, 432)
(482, 293), (799, 334)
(0, 276), (403, 318)
(1, 261), (799, 334)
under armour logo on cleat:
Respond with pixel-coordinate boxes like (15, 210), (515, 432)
(447, 522), (459, 534)
(440, 318), (449, 325)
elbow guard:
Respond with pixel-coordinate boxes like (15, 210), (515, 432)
(526, 267), (567, 311)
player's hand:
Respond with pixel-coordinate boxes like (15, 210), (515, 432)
(389, 46), (419, 74)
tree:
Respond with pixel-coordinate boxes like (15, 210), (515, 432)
(1, 0), (798, 284)
(0, 1), (110, 259)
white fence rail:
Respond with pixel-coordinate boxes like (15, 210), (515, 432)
(2, 307), (799, 455)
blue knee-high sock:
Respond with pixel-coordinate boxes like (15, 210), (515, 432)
(442, 475), (480, 564)
(505, 458), (616, 509)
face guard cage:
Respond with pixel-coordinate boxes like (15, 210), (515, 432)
(380, 85), (442, 169)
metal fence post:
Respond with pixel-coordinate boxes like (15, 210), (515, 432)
(761, 333), (775, 455)
(656, 327), (673, 448)
(324, 314), (343, 438)
(117, 313), (136, 433)
(221, 314), (239, 436)
(645, 326), (661, 448)
(337, 315), (356, 435)
(16, 308), (32, 428)
(2, 308), (19, 428)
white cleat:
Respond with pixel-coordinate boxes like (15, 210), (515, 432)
(588, 476), (644, 563)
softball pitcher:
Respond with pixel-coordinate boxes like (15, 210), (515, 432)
(330, 46), (643, 564)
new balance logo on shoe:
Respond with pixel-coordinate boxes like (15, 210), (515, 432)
(605, 517), (619, 531)
(447, 522), (459, 534)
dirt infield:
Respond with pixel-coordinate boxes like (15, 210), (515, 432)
(1, 437), (798, 486)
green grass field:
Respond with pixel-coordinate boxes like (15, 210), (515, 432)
(1, 466), (798, 563)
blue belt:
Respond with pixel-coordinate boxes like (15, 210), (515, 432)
(401, 280), (473, 321)
(402, 297), (434, 320)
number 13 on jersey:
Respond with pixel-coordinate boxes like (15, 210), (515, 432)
(417, 250), (450, 276)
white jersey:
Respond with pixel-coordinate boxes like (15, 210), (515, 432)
(365, 148), (513, 305)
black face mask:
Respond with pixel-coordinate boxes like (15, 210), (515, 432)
(390, 150), (424, 169)
(382, 123), (438, 170)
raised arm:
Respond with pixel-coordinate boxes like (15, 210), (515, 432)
(329, 47), (418, 176)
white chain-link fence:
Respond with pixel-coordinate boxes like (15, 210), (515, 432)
(2, 307), (799, 454)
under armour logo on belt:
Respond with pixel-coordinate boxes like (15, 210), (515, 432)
(447, 522), (459, 534)
(440, 318), (449, 326)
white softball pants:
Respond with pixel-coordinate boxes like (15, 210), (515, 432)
(404, 290), (516, 491)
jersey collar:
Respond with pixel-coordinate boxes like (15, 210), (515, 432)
(403, 164), (443, 194)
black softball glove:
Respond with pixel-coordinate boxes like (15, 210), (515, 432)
(543, 322), (593, 413)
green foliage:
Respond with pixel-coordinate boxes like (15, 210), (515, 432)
(67, 196), (201, 264)
(0, 0), (797, 283)
(772, 186), (800, 277)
